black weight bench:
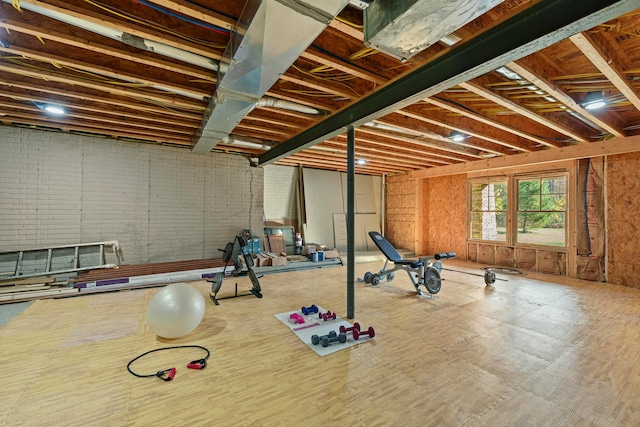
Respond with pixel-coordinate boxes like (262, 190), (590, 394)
(364, 231), (455, 297)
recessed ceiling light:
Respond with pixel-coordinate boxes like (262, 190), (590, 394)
(582, 92), (606, 110)
(450, 131), (466, 142)
(44, 105), (65, 115)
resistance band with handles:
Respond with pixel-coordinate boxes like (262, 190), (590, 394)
(127, 345), (210, 382)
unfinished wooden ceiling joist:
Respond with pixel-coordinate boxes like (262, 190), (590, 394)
(1, 0), (640, 175)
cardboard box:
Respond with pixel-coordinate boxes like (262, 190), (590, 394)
(270, 255), (288, 267)
(255, 253), (271, 267)
(323, 250), (339, 259)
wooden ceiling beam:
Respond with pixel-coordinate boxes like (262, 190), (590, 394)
(0, 63), (206, 109)
(2, 115), (192, 145)
(410, 133), (640, 179)
(373, 116), (510, 156)
(0, 81), (203, 120)
(570, 31), (640, 116)
(354, 127), (483, 160)
(397, 107), (533, 153)
(1, 110), (190, 140)
(278, 69), (359, 101)
(300, 49), (387, 85)
(0, 6), (215, 81)
(333, 134), (454, 165)
(0, 102), (195, 135)
(144, 0), (235, 30)
(309, 141), (444, 169)
(278, 154), (408, 174)
(422, 96), (561, 148)
(460, 80), (591, 143)
(15, 0), (221, 59)
(0, 92), (200, 128)
(508, 55), (626, 137)
(0, 45), (211, 99)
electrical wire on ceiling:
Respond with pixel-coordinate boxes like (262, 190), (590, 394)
(350, 47), (378, 60)
(310, 43), (388, 81)
(132, 0), (230, 36)
(277, 86), (341, 98)
(2, 53), (210, 102)
(293, 63), (355, 82)
(80, 0), (225, 49)
(335, 16), (363, 29)
(3, 56), (206, 113)
(289, 63), (360, 97)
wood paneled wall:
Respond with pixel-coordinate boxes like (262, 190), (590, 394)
(607, 152), (640, 288)
(385, 173), (467, 258)
(385, 174), (417, 253)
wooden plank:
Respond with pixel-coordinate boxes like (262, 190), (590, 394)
(0, 287), (77, 302)
(409, 134), (640, 179)
(0, 277), (55, 286)
(0, 285), (51, 294)
(263, 234), (286, 254)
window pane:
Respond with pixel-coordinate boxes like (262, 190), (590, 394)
(471, 183), (486, 211)
(470, 212), (506, 241)
(517, 212), (565, 246)
(469, 180), (507, 241)
(541, 194), (566, 211)
(542, 177), (566, 194)
(518, 179), (539, 195)
(518, 195), (540, 211)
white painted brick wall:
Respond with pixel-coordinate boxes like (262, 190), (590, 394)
(263, 164), (298, 221)
(0, 126), (264, 265)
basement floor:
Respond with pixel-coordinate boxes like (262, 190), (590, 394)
(1, 259), (639, 426)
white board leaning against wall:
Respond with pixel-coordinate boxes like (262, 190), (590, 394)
(303, 168), (381, 251)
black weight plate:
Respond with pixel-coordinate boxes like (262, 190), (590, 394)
(484, 269), (496, 286)
(424, 266), (442, 294)
(364, 272), (372, 284)
(387, 272), (395, 282)
(210, 272), (224, 294)
(249, 268), (261, 292)
(371, 274), (381, 286)
(222, 241), (234, 263)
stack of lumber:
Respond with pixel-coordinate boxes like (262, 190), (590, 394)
(0, 277), (77, 303)
(71, 258), (227, 283)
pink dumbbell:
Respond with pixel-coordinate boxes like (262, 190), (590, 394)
(352, 326), (375, 340)
(319, 311), (336, 321)
(289, 313), (305, 324)
(339, 322), (360, 334)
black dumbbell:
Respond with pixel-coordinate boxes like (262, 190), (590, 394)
(311, 330), (337, 345)
(352, 326), (375, 340)
(339, 322), (360, 334)
(320, 332), (347, 347)
(302, 304), (319, 315)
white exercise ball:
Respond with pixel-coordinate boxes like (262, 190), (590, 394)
(146, 283), (206, 339)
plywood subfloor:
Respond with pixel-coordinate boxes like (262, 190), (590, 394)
(2, 260), (640, 426)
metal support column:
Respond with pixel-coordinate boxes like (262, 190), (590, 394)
(347, 126), (355, 319)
